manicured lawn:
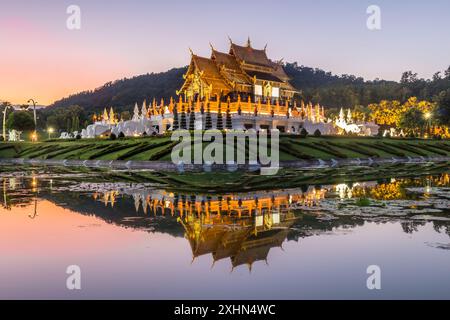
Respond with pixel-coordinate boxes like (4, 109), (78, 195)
(0, 135), (449, 162)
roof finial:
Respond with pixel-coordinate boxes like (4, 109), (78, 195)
(209, 42), (215, 51)
(247, 36), (251, 47)
(264, 43), (268, 51)
(189, 47), (194, 56)
(227, 35), (233, 45)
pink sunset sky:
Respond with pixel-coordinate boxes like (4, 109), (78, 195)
(1, 0), (450, 105)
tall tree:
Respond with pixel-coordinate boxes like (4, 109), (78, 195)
(180, 105), (187, 130)
(205, 103), (212, 130)
(172, 105), (179, 130)
(436, 89), (450, 125)
(225, 103), (232, 129)
(189, 106), (195, 131)
(216, 102), (223, 130)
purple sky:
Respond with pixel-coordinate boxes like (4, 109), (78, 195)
(1, 0), (449, 105)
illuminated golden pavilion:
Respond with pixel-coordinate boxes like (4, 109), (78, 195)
(178, 37), (298, 101)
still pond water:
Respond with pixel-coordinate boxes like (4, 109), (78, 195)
(0, 167), (449, 299)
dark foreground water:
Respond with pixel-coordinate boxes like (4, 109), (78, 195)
(0, 167), (449, 299)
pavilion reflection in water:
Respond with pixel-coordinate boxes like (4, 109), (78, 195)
(92, 187), (327, 270)
(1, 173), (449, 269)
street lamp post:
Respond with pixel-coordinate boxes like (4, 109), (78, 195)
(28, 99), (38, 142)
(47, 127), (54, 140)
(27, 99), (38, 130)
(2, 104), (11, 141)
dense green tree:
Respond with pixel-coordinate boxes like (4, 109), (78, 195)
(44, 105), (86, 132)
(436, 89), (450, 125)
(6, 111), (35, 132)
(399, 107), (426, 135)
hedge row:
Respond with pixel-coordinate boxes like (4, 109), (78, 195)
(88, 143), (140, 160)
(436, 142), (450, 152)
(46, 144), (101, 159)
(383, 142), (428, 157)
(148, 141), (180, 160)
(16, 144), (55, 158)
(415, 143), (448, 156)
(358, 142), (405, 157)
(324, 141), (379, 158)
(117, 140), (173, 160)
(279, 141), (314, 160)
(0, 144), (15, 152)
(19, 145), (63, 159)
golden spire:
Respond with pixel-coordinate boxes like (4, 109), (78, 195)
(247, 36), (251, 47)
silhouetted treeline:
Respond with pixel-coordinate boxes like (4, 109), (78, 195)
(47, 67), (186, 113)
(285, 62), (450, 108)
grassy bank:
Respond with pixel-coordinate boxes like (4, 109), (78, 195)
(0, 135), (449, 162)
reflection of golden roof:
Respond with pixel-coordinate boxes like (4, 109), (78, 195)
(181, 212), (297, 269)
(231, 229), (289, 269)
(212, 227), (251, 261)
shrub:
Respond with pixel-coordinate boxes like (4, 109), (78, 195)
(299, 128), (308, 138)
(313, 129), (322, 137)
(76, 134), (81, 140)
(355, 197), (371, 207)
(110, 133), (117, 140)
(118, 132), (125, 138)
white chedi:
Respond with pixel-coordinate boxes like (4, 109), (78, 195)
(109, 101), (161, 137)
(335, 107), (379, 136)
(8, 129), (22, 142)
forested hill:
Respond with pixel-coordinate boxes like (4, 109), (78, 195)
(284, 63), (450, 108)
(47, 63), (450, 113)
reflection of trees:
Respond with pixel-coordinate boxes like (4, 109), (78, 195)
(2, 174), (450, 245)
(351, 174), (450, 201)
(1, 177), (33, 210)
(433, 222), (450, 237)
(401, 221), (426, 234)
(288, 214), (365, 242)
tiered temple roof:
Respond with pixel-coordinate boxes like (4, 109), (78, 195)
(179, 38), (297, 100)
